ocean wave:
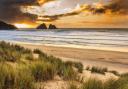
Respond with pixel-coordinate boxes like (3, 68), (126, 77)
(0, 29), (128, 48)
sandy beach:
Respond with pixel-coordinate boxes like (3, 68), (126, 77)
(13, 42), (127, 74)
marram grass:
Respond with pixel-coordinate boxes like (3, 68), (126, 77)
(0, 41), (84, 89)
(0, 41), (127, 89)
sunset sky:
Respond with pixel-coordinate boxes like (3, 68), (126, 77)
(0, 0), (128, 28)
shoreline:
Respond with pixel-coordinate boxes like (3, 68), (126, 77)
(11, 41), (128, 73)
(8, 41), (128, 53)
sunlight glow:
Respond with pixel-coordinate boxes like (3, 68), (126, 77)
(14, 23), (33, 28)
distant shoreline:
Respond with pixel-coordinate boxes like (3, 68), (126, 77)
(0, 28), (128, 31)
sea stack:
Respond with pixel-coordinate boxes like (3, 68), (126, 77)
(48, 24), (57, 29)
(0, 21), (17, 30)
(36, 23), (47, 29)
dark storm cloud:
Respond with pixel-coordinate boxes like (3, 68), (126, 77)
(105, 0), (128, 14)
(93, 0), (128, 14)
(0, 0), (40, 23)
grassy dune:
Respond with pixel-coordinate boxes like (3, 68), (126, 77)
(69, 75), (128, 89)
(0, 41), (127, 89)
(0, 41), (83, 89)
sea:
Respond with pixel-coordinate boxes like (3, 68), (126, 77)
(0, 29), (128, 52)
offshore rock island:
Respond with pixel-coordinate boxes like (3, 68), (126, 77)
(37, 23), (57, 29)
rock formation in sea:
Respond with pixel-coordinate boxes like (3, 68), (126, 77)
(36, 23), (47, 29)
(0, 21), (17, 30)
(36, 23), (57, 30)
(48, 24), (57, 29)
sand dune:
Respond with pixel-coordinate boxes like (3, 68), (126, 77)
(15, 43), (128, 73)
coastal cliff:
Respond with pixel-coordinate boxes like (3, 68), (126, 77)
(0, 21), (17, 30)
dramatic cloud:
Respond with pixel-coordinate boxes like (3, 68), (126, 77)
(0, 0), (54, 23)
(91, 0), (128, 14)
(37, 4), (90, 22)
(24, 0), (94, 22)
(30, 0), (128, 22)
(105, 0), (128, 14)
(0, 0), (128, 27)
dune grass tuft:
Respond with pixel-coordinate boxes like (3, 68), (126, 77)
(0, 63), (35, 89)
(81, 79), (103, 89)
(90, 66), (108, 75)
(0, 41), (32, 62)
(30, 61), (56, 82)
(104, 74), (128, 89)
(65, 61), (83, 73)
(108, 70), (120, 76)
(15, 68), (35, 89)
